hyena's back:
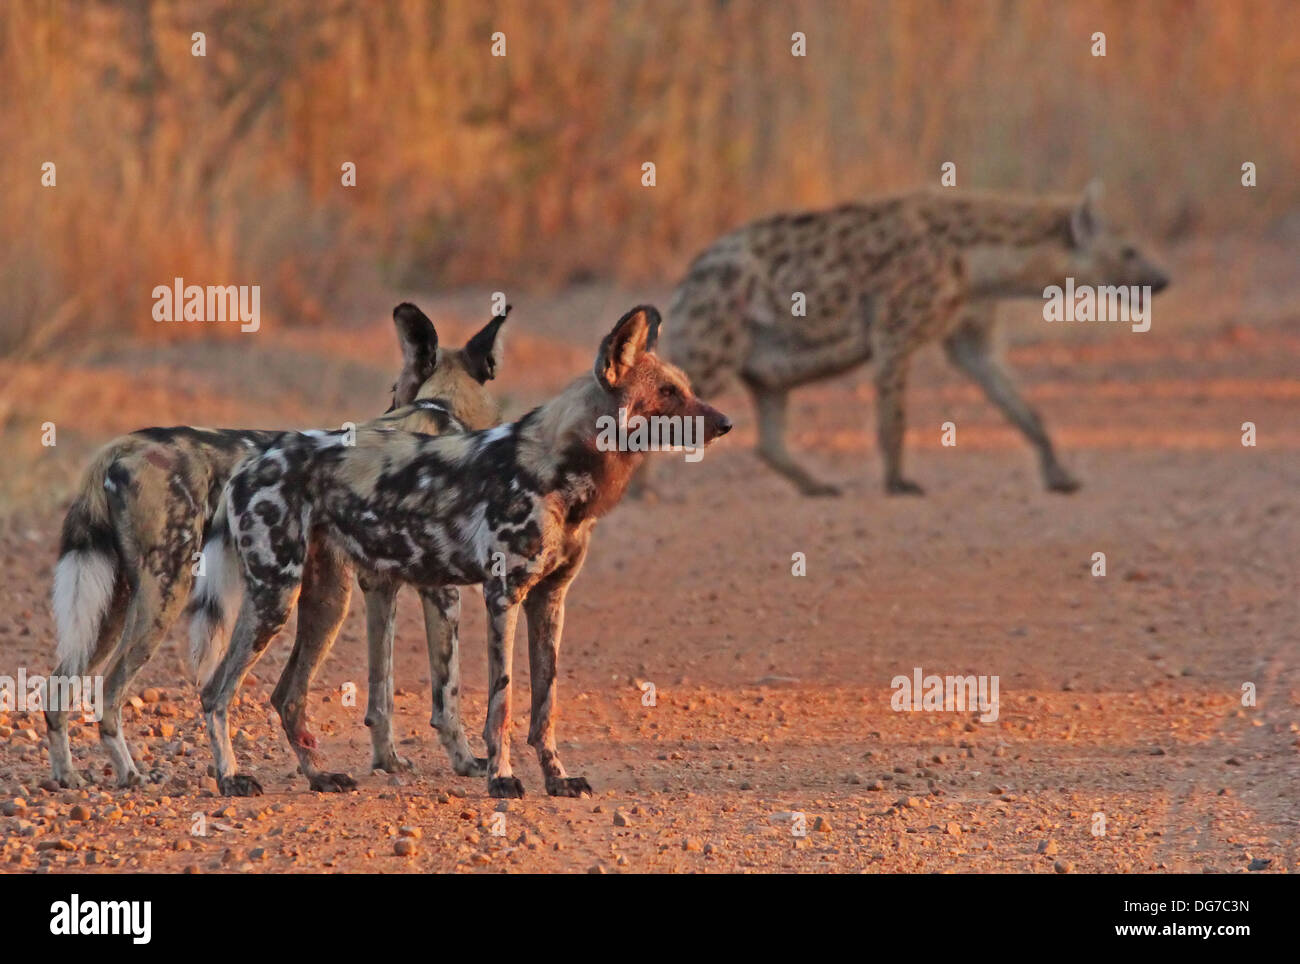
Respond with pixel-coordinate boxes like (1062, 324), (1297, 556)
(666, 200), (913, 395)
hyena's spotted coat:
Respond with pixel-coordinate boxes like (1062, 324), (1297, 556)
(44, 303), (506, 790)
(666, 185), (1170, 495)
(190, 306), (732, 798)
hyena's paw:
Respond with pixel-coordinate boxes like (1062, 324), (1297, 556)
(308, 771), (357, 793)
(453, 756), (489, 778)
(799, 479), (842, 497)
(371, 752), (413, 774)
(545, 776), (593, 798)
(488, 776), (525, 799)
(886, 477), (925, 496)
(1045, 467), (1081, 494)
(217, 773), (264, 797)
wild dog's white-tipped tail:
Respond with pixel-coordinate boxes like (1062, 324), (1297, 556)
(52, 551), (117, 678)
(52, 446), (122, 678)
(187, 499), (242, 687)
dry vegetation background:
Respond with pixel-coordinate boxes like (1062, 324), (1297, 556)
(2, 0), (1298, 354)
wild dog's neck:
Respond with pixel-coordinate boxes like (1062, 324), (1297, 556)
(517, 376), (644, 521)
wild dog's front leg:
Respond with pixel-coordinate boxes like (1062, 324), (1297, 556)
(421, 587), (486, 777)
(359, 575), (408, 773)
(524, 579), (591, 797)
(482, 590), (524, 798)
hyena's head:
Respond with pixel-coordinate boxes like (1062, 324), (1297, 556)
(1040, 182), (1171, 298)
(390, 302), (509, 430)
(593, 305), (732, 443)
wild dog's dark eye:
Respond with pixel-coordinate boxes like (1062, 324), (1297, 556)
(659, 384), (678, 398)
(1122, 246), (1137, 260)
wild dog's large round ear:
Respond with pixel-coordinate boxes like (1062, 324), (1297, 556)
(595, 305), (660, 390)
(464, 304), (511, 383)
(1070, 180), (1104, 248)
(392, 302), (439, 407)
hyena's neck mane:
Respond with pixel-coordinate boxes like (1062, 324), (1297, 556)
(914, 189), (1075, 249)
(515, 375), (643, 521)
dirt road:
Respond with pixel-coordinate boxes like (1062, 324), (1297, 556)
(1, 267), (1297, 873)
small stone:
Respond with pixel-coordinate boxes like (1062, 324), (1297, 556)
(2, 799), (28, 817)
(1053, 859), (1073, 874)
(813, 816), (832, 833)
(394, 838), (417, 857)
(613, 810), (632, 827)
(142, 688), (161, 704)
(399, 825), (422, 839)
(1247, 857), (1272, 872)
(682, 838), (703, 852)
(945, 822), (961, 836)
(69, 805), (91, 822)
(1038, 839), (1059, 855)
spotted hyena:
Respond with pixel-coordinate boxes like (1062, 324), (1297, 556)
(664, 183), (1170, 496)
(44, 303), (507, 790)
(188, 306), (732, 797)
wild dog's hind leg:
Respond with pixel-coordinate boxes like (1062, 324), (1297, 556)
(359, 575), (408, 773)
(45, 581), (128, 788)
(942, 308), (1079, 493)
(482, 588), (523, 798)
(201, 586), (296, 797)
(421, 587), (486, 776)
(270, 536), (356, 792)
(97, 564), (195, 786)
(525, 561), (591, 797)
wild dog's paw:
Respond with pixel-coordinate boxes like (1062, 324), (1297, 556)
(453, 756), (489, 778)
(55, 770), (87, 790)
(885, 477), (925, 496)
(545, 776), (593, 798)
(308, 771), (357, 793)
(217, 773), (264, 796)
(488, 776), (525, 799)
(371, 752), (413, 774)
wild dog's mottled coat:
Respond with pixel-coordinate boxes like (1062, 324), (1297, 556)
(192, 306), (732, 798)
(665, 185), (1170, 495)
(44, 303), (505, 790)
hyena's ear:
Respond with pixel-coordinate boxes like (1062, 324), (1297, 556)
(595, 305), (660, 390)
(462, 304), (511, 383)
(391, 302), (439, 407)
(1070, 179), (1104, 247)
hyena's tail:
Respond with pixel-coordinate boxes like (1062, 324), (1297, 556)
(187, 493), (242, 687)
(52, 446), (122, 678)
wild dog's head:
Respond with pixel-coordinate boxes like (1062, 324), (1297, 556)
(389, 302), (509, 430)
(592, 305), (732, 445)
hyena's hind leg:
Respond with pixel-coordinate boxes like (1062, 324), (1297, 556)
(942, 308), (1079, 493)
(421, 587), (487, 777)
(270, 536), (356, 792)
(45, 577), (129, 788)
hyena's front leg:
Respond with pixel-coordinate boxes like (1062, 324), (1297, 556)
(358, 575), (408, 774)
(942, 311), (1079, 493)
(270, 538), (356, 793)
(421, 587), (487, 777)
(873, 349), (923, 495)
(482, 589), (524, 798)
(524, 578), (591, 797)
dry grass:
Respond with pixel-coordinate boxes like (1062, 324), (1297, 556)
(2, 0), (1297, 354)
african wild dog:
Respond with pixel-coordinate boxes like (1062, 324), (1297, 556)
(663, 183), (1170, 495)
(43, 303), (507, 789)
(190, 305), (731, 797)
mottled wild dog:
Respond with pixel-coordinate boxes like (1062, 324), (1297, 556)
(665, 184), (1170, 495)
(44, 303), (506, 790)
(191, 305), (731, 798)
